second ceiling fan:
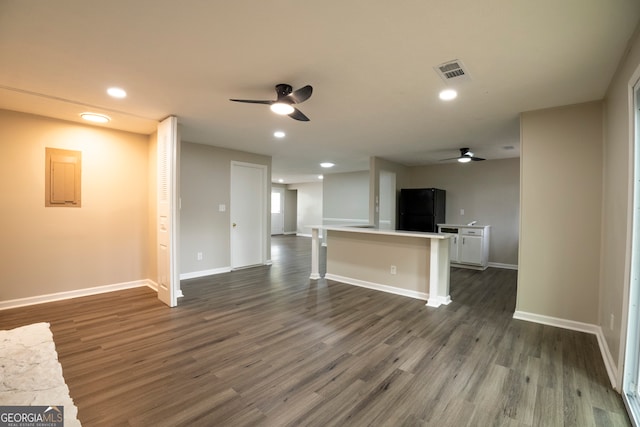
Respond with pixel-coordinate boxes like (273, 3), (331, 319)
(441, 148), (485, 163)
(230, 83), (313, 121)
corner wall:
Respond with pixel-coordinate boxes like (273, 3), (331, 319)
(601, 24), (640, 383)
(179, 142), (271, 276)
(287, 181), (323, 236)
(518, 102), (603, 324)
(0, 110), (151, 302)
(369, 157), (410, 227)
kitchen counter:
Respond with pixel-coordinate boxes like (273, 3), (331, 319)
(309, 225), (452, 307)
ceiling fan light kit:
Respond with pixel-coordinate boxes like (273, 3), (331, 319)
(270, 103), (295, 115)
(441, 147), (486, 163)
(230, 83), (313, 121)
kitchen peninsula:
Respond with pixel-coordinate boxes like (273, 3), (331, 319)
(309, 226), (452, 307)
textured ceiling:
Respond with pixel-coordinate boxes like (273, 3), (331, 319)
(1, 1), (639, 182)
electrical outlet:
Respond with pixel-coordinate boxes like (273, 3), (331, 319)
(197, 252), (203, 261)
(390, 265), (397, 275)
(460, 209), (465, 216)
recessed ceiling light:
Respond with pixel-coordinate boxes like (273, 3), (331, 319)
(439, 89), (458, 101)
(270, 103), (295, 115)
(278, 179), (284, 183)
(318, 175), (324, 180)
(274, 131), (285, 138)
(80, 112), (110, 123)
(320, 162), (335, 168)
(107, 87), (127, 98)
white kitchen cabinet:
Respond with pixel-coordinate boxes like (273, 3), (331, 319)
(460, 234), (482, 264)
(438, 224), (490, 270)
(449, 234), (459, 262)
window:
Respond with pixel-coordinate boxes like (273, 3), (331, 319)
(624, 81), (640, 425)
(271, 191), (281, 214)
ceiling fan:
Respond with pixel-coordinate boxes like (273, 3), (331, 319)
(230, 83), (313, 121)
(441, 147), (485, 163)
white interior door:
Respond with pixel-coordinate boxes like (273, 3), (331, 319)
(271, 187), (284, 235)
(231, 161), (267, 269)
(156, 116), (179, 307)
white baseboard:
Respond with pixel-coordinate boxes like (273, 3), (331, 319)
(180, 267), (232, 280)
(450, 262), (486, 271)
(146, 279), (158, 292)
(297, 233), (312, 238)
(513, 310), (618, 390)
(0, 279), (155, 311)
(284, 231), (297, 235)
(324, 273), (428, 301)
(488, 262), (519, 270)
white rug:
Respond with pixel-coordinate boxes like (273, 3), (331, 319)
(0, 322), (81, 426)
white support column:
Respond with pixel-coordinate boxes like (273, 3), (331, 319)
(426, 237), (452, 307)
(310, 227), (321, 280)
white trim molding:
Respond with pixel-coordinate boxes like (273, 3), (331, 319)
(180, 267), (232, 281)
(0, 279), (156, 311)
(325, 273), (428, 301)
(513, 310), (618, 390)
(488, 262), (519, 270)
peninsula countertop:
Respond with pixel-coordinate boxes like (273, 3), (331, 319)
(308, 224), (452, 308)
(314, 224), (451, 239)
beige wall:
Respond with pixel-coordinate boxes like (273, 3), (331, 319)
(601, 26), (640, 374)
(326, 230), (430, 295)
(518, 102), (603, 323)
(180, 141), (271, 274)
(0, 110), (151, 301)
(409, 158), (520, 266)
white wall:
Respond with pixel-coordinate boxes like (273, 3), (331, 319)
(323, 171), (370, 226)
(288, 181), (323, 236)
(518, 102), (603, 324)
(369, 157), (411, 228)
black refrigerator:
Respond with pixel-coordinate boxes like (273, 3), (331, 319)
(398, 188), (446, 232)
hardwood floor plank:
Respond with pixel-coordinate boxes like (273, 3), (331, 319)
(0, 235), (631, 426)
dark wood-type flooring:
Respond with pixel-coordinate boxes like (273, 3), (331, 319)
(0, 235), (631, 426)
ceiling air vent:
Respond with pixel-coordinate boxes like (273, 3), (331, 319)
(434, 60), (471, 83)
